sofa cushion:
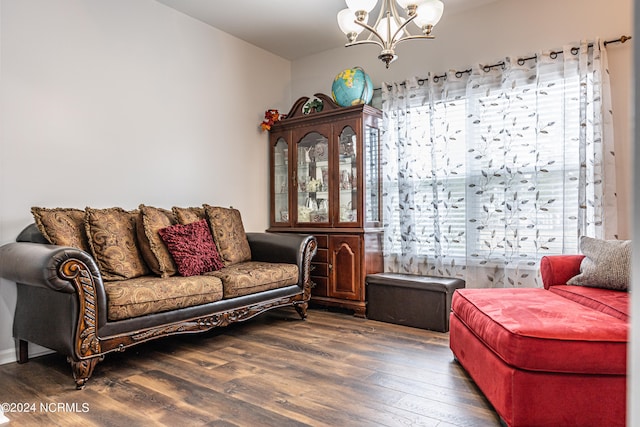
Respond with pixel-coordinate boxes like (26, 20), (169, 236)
(85, 207), (150, 281)
(451, 288), (628, 375)
(204, 205), (251, 266)
(567, 236), (631, 291)
(172, 206), (205, 224)
(158, 219), (225, 277)
(31, 207), (90, 252)
(137, 205), (178, 277)
(104, 275), (223, 321)
(207, 261), (298, 298)
(549, 285), (629, 321)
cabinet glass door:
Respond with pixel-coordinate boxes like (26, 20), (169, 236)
(364, 124), (380, 224)
(337, 126), (358, 224)
(297, 131), (329, 224)
(273, 137), (289, 224)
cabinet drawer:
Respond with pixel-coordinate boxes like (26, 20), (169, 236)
(314, 234), (329, 248)
(311, 262), (328, 277)
(312, 276), (328, 296)
(313, 248), (328, 263)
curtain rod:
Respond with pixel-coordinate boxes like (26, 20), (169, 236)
(377, 35), (632, 90)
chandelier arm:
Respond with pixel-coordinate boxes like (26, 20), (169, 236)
(353, 19), (387, 47)
(393, 34), (436, 49)
(394, 34), (436, 45)
(373, 0), (400, 40)
(345, 39), (385, 50)
(389, 13), (417, 46)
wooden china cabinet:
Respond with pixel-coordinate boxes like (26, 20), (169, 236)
(268, 93), (383, 317)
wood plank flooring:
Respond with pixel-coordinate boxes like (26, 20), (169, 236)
(0, 308), (501, 426)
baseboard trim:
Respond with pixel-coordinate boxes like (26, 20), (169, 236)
(0, 347), (16, 365)
(0, 344), (54, 365)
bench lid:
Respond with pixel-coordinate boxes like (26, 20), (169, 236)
(366, 273), (465, 293)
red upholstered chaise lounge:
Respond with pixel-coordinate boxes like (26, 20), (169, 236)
(449, 254), (628, 427)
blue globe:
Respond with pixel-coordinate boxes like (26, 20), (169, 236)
(331, 67), (374, 107)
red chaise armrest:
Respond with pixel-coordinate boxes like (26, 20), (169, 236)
(540, 255), (585, 289)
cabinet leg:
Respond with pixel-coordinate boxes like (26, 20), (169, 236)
(353, 306), (367, 318)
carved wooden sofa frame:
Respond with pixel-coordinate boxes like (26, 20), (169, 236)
(0, 224), (317, 389)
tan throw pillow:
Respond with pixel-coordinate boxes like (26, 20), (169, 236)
(567, 236), (631, 291)
(85, 207), (150, 281)
(172, 206), (205, 224)
(137, 205), (178, 277)
(31, 207), (90, 252)
(203, 205), (251, 266)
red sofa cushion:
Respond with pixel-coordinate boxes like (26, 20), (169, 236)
(549, 285), (629, 321)
(452, 288), (628, 375)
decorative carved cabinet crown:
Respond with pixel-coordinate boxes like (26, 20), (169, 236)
(268, 94), (383, 317)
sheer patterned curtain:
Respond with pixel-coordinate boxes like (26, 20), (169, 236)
(381, 40), (618, 288)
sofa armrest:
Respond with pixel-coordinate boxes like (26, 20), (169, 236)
(0, 241), (108, 332)
(0, 242), (102, 293)
(540, 255), (585, 289)
(246, 232), (317, 287)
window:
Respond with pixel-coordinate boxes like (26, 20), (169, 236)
(381, 46), (613, 287)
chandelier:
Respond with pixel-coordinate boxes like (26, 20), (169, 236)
(337, 0), (444, 68)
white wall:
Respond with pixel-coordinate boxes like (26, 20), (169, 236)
(292, 0), (634, 240)
(0, 0), (291, 363)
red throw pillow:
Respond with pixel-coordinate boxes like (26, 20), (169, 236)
(158, 219), (224, 276)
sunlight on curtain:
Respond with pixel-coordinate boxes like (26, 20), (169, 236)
(381, 40), (617, 288)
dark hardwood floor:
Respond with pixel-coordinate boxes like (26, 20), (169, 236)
(0, 308), (501, 426)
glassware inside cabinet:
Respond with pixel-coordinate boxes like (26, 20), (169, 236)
(297, 131), (329, 224)
(338, 126), (358, 223)
(273, 137), (289, 223)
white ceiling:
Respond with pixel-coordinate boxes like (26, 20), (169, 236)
(155, 0), (498, 60)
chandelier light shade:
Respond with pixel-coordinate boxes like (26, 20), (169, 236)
(412, 0), (444, 31)
(337, 0), (444, 68)
(337, 9), (365, 41)
(345, 0), (377, 13)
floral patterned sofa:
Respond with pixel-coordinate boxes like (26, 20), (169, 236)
(0, 204), (317, 389)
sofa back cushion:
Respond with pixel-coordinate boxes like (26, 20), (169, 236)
(31, 207), (90, 252)
(549, 285), (629, 321)
(85, 207), (150, 281)
(137, 205), (178, 277)
(204, 205), (251, 266)
(172, 206), (205, 224)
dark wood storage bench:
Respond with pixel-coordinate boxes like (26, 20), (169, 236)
(366, 273), (465, 332)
